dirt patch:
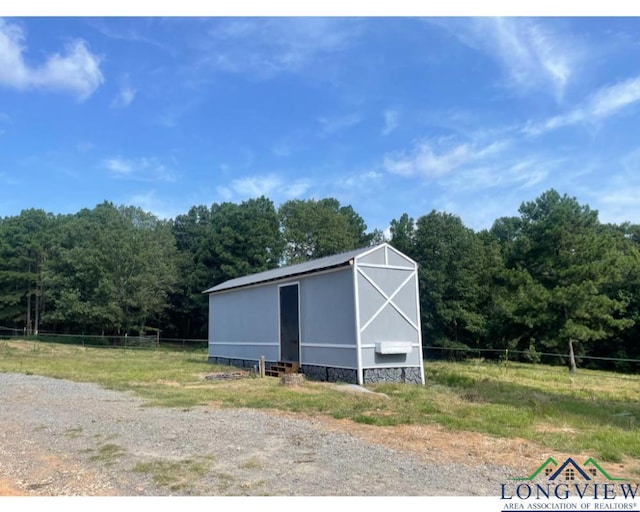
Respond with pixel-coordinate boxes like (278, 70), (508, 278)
(266, 408), (640, 480)
(0, 479), (24, 496)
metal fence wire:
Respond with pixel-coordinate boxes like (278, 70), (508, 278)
(423, 345), (640, 373)
(0, 326), (207, 351)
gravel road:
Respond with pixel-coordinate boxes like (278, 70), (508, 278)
(0, 372), (510, 496)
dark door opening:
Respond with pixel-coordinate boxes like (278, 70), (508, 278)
(279, 284), (300, 362)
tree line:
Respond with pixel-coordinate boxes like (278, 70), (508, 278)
(1, 190), (639, 372)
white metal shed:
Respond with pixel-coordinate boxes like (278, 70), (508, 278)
(204, 243), (424, 385)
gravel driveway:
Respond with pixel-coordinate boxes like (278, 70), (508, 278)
(0, 372), (510, 496)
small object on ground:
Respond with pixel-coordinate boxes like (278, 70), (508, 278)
(204, 372), (246, 381)
(279, 373), (305, 386)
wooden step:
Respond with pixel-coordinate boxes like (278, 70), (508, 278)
(265, 361), (300, 378)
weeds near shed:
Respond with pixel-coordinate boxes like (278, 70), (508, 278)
(87, 443), (126, 465)
(133, 454), (216, 492)
(64, 427), (84, 439)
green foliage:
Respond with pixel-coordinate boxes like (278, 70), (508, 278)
(278, 197), (373, 264)
(389, 212), (415, 257)
(43, 202), (178, 335)
(0, 209), (58, 333)
(491, 190), (636, 369)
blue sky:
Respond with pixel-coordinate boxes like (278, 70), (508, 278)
(2, 13), (640, 232)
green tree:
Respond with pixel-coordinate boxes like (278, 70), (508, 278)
(45, 202), (178, 335)
(0, 209), (57, 334)
(389, 213), (416, 257)
(279, 198), (373, 264)
(412, 210), (489, 349)
(497, 190), (633, 371)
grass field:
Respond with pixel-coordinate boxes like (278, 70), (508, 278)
(0, 339), (638, 471)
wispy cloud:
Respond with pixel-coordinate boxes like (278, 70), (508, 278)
(383, 137), (508, 179)
(103, 156), (177, 182)
(0, 19), (104, 101)
(318, 113), (361, 136)
(597, 148), (640, 221)
(89, 18), (176, 56)
(384, 141), (470, 178)
(125, 190), (182, 220)
(381, 109), (399, 136)
(217, 174), (311, 201)
(198, 18), (362, 79)
(0, 171), (19, 186)
(111, 84), (136, 108)
(335, 170), (384, 189)
(524, 75), (640, 136)
(436, 18), (576, 100)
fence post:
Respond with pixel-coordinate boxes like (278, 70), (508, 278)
(260, 355), (266, 378)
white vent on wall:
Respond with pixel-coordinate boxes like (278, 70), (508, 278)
(375, 342), (413, 355)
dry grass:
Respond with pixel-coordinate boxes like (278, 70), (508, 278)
(1, 340), (639, 471)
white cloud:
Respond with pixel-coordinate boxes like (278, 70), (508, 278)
(335, 170), (384, 189)
(0, 19), (104, 100)
(126, 190), (182, 220)
(495, 19), (571, 99)
(111, 84), (136, 108)
(436, 18), (575, 100)
(104, 157), (133, 175)
(381, 109), (399, 136)
(596, 186), (640, 226)
(200, 18), (362, 79)
(383, 139), (474, 178)
(524, 75), (640, 136)
(318, 113), (361, 135)
(0, 171), (19, 186)
(103, 157), (176, 182)
(217, 174), (312, 201)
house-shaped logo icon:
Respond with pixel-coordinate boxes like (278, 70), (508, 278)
(510, 457), (626, 482)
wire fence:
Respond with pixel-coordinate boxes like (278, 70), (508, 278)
(0, 326), (208, 351)
(423, 345), (640, 373)
(2, 325), (638, 372)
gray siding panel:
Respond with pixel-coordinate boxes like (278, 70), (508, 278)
(389, 276), (419, 324)
(301, 345), (358, 368)
(357, 245), (386, 265)
(361, 305), (419, 344)
(208, 343), (279, 362)
(386, 246), (415, 268)
(299, 269), (355, 346)
(209, 285), (279, 360)
(358, 266), (414, 297)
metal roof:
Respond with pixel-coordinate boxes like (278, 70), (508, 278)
(204, 244), (384, 294)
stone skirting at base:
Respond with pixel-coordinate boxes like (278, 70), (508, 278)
(362, 367), (422, 384)
(300, 365), (358, 384)
(208, 357), (422, 384)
